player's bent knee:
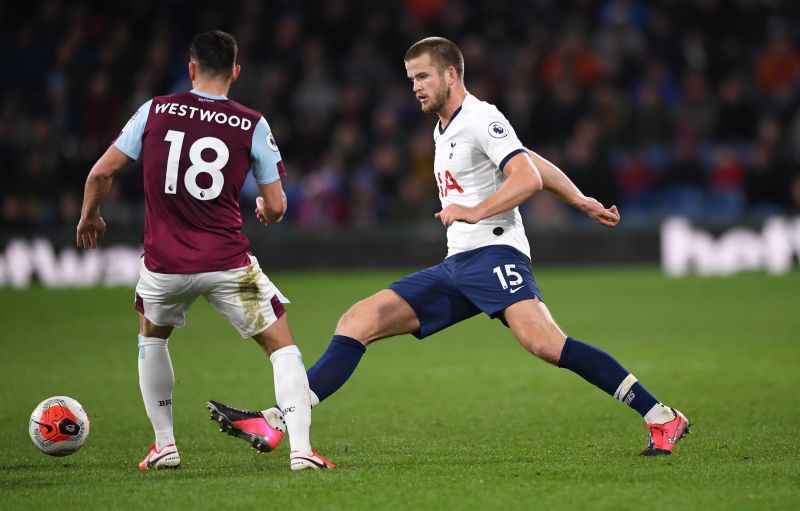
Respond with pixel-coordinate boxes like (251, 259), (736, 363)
(138, 313), (173, 339)
(528, 340), (550, 360)
(335, 301), (374, 345)
(523, 335), (565, 364)
(335, 290), (417, 345)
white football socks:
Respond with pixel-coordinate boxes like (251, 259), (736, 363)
(137, 335), (176, 450)
(270, 345), (312, 456)
(309, 389), (321, 408)
(644, 403), (676, 424)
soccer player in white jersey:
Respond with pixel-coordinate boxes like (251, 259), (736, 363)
(211, 37), (690, 457)
(76, 30), (333, 471)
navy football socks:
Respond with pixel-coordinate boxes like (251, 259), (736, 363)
(558, 337), (658, 417)
(279, 335), (660, 420)
(305, 335), (366, 404)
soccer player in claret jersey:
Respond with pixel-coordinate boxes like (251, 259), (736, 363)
(211, 37), (690, 457)
(76, 30), (333, 471)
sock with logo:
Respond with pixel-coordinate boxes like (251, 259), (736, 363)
(270, 345), (312, 456)
(137, 335), (176, 450)
(557, 337), (665, 420)
(305, 335), (366, 406)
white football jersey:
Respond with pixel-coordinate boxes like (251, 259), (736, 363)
(433, 93), (530, 259)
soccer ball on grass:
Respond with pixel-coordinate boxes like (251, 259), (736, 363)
(29, 396), (90, 456)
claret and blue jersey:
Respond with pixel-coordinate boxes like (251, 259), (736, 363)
(113, 89), (285, 274)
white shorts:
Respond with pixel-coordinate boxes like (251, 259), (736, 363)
(135, 255), (289, 338)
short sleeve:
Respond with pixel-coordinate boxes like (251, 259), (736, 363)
(113, 99), (152, 160)
(250, 117), (285, 185)
(474, 109), (526, 172)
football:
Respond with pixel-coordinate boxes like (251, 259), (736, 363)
(29, 396), (90, 457)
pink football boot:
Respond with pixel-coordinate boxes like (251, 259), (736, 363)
(642, 408), (691, 456)
(207, 400), (284, 453)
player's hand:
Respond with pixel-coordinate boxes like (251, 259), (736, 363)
(255, 193), (286, 226)
(76, 215), (107, 249)
(578, 197), (620, 227)
(255, 196), (269, 225)
(434, 204), (482, 228)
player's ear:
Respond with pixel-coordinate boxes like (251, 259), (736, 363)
(231, 64), (241, 84)
(447, 65), (457, 86)
(188, 61), (197, 83)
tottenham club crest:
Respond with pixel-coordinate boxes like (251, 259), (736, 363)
(267, 131), (279, 151)
(488, 121), (508, 138)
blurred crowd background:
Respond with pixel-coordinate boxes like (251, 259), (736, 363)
(2, 0), (799, 234)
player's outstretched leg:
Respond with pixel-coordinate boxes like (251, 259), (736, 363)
(137, 333), (181, 470)
(208, 289), (419, 456)
(207, 332), (367, 453)
(304, 334), (366, 407)
(559, 337), (691, 455)
(304, 289), (420, 404)
(503, 299), (690, 455)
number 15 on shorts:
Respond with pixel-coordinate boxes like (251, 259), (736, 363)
(493, 264), (522, 291)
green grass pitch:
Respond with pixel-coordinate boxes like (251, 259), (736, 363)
(1, 268), (798, 510)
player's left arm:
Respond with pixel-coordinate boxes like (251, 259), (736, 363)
(250, 116), (288, 227)
(435, 152), (543, 228)
(77, 145), (131, 249)
(527, 148), (620, 227)
(255, 181), (287, 226)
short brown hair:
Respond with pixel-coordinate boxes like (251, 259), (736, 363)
(190, 30), (238, 78)
(405, 37), (464, 81)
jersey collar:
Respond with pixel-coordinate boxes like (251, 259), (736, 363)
(190, 89), (228, 100)
(437, 95), (470, 135)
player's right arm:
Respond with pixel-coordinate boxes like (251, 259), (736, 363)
(436, 110), (543, 227)
(436, 152), (542, 227)
(526, 148), (620, 227)
(76, 145), (131, 248)
(77, 99), (152, 249)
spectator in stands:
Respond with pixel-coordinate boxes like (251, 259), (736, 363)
(1, 0), (799, 232)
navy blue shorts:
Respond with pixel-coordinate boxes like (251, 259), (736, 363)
(389, 245), (543, 339)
